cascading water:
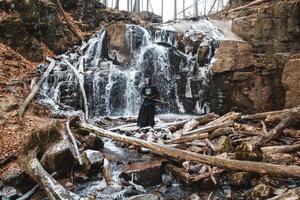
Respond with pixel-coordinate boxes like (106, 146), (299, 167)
(37, 18), (222, 119)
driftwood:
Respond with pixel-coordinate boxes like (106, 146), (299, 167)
(166, 164), (224, 184)
(183, 120), (234, 136)
(79, 121), (300, 178)
(65, 60), (89, 121)
(252, 107), (300, 149)
(262, 143), (300, 154)
(267, 186), (300, 200)
(103, 157), (113, 186)
(241, 108), (293, 121)
(18, 121), (78, 200)
(18, 58), (56, 120)
(182, 119), (200, 132)
(207, 112), (241, 126)
(164, 133), (208, 145)
(52, 0), (83, 41)
(66, 120), (83, 165)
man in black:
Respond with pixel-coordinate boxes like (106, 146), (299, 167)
(137, 77), (159, 128)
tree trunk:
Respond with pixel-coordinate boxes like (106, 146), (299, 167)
(79, 122), (300, 178)
(19, 58), (56, 120)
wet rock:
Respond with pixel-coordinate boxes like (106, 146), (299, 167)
(189, 193), (201, 200)
(128, 194), (160, 200)
(235, 141), (262, 161)
(251, 183), (271, 200)
(209, 127), (233, 139)
(211, 40), (253, 74)
(228, 172), (252, 186)
(120, 160), (163, 187)
(82, 150), (104, 173)
(83, 133), (104, 150)
(41, 139), (75, 175)
(215, 136), (234, 153)
(2, 186), (18, 199)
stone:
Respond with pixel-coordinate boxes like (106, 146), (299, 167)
(65, 181), (74, 188)
(128, 194), (160, 200)
(41, 139), (75, 175)
(235, 141), (262, 161)
(211, 40), (253, 74)
(83, 133), (104, 150)
(82, 150), (104, 172)
(119, 160), (163, 187)
(2, 186), (18, 199)
(282, 54), (300, 108)
(215, 136), (234, 153)
(251, 183), (271, 200)
(228, 172), (252, 186)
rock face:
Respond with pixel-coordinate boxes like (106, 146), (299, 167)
(0, 0), (161, 61)
(281, 54), (300, 108)
(210, 0), (300, 113)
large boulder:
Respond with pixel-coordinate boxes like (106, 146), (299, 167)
(41, 139), (75, 175)
(211, 40), (253, 73)
(119, 160), (163, 187)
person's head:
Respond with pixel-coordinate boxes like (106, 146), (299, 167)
(144, 76), (151, 86)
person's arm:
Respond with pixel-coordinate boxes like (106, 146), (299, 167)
(148, 86), (159, 100)
(141, 87), (148, 99)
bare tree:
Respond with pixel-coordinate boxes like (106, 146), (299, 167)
(115, 0), (120, 9)
(174, 0), (177, 20)
(193, 0), (198, 17)
(183, 0), (185, 18)
(161, 0), (164, 19)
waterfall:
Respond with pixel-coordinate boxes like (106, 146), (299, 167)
(37, 19), (222, 118)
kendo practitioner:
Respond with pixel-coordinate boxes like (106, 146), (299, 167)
(137, 76), (159, 128)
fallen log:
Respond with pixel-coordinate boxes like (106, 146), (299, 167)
(184, 121), (234, 136)
(65, 60), (89, 121)
(241, 108), (293, 121)
(182, 119), (200, 132)
(79, 121), (300, 178)
(262, 143), (300, 154)
(164, 133), (208, 145)
(18, 58), (56, 120)
(103, 157), (113, 186)
(18, 121), (79, 200)
(66, 120), (83, 165)
(252, 107), (300, 149)
(207, 112), (241, 126)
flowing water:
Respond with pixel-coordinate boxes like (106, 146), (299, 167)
(37, 18), (222, 119)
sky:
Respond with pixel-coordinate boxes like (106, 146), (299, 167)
(104, 0), (229, 22)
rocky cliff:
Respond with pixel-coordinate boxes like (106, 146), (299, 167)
(210, 0), (300, 113)
(0, 0), (161, 61)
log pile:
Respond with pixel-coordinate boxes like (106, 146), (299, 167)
(8, 107), (300, 199)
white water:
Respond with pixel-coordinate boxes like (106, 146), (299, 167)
(38, 19), (222, 119)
